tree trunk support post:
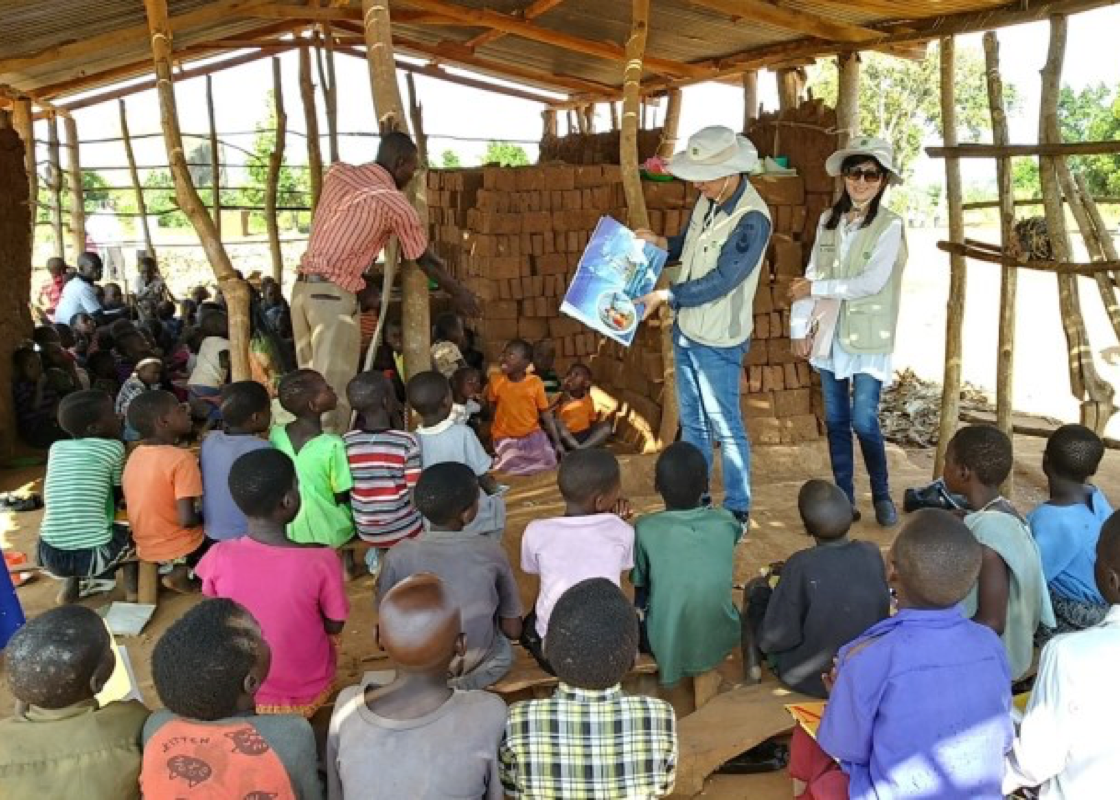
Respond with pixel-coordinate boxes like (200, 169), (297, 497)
(934, 37), (967, 477)
(775, 67), (803, 111)
(142, 0), (251, 382)
(742, 70), (758, 131)
(47, 114), (65, 260)
(317, 23), (341, 164)
(299, 43), (324, 213)
(265, 56), (287, 283)
(119, 100), (156, 260)
(206, 75), (222, 241)
(542, 108), (557, 139)
(835, 52), (860, 147)
(63, 115), (85, 258)
(12, 98), (37, 256)
(657, 88), (682, 159)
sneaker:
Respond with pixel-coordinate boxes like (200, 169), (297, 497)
(78, 577), (116, 599)
(730, 509), (750, 532)
(874, 498), (899, 528)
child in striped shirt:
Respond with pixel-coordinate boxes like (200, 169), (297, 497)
(344, 371), (423, 574)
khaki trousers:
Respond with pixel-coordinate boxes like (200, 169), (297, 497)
(291, 280), (359, 432)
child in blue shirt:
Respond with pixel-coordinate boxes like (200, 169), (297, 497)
(200, 381), (272, 541)
(1029, 424), (1112, 639)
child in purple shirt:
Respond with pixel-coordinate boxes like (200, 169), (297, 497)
(795, 509), (1013, 799)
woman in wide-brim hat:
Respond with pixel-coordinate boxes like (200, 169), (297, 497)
(636, 126), (774, 527)
(788, 136), (908, 527)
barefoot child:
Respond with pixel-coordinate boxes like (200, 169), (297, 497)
(632, 442), (742, 688)
(486, 339), (564, 476)
(123, 391), (207, 594)
(270, 369), (354, 547)
(556, 363), (611, 451)
(328, 574), (508, 799)
(449, 366), (483, 429)
(0, 606), (149, 798)
(197, 449), (349, 719)
(379, 463), (523, 690)
(141, 599), (323, 800)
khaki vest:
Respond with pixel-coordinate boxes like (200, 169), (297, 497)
(814, 207), (908, 355)
(676, 181), (771, 347)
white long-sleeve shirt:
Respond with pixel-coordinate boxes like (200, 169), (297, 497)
(789, 212), (904, 384)
(1003, 605), (1120, 799)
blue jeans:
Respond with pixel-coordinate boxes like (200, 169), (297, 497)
(819, 369), (890, 505)
(673, 330), (751, 514)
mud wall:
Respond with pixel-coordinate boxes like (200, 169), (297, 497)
(0, 127), (33, 459)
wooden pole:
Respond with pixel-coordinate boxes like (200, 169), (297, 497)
(657, 88), (682, 159)
(775, 67), (803, 111)
(405, 72), (428, 164)
(927, 141), (1120, 158)
(360, 0), (431, 384)
(119, 100), (155, 260)
(206, 75), (221, 241)
(983, 32), (1016, 492)
(934, 37), (966, 477)
(609, 101), (619, 131)
(143, 0), (251, 382)
(46, 115), (65, 260)
(1059, 169), (1120, 340)
(542, 108), (557, 138)
(835, 52), (860, 147)
(13, 98), (38, 256)
(1039, 14), (1115, 433)
(742, 70), (758, 131)
(265, 56), (287, 283)
(317, 23), (341, 164)
(63, 115), (85, 258)
(575, 106), (588, 134)
(566, 109), (576, 135)
(299, 44), (324, 213)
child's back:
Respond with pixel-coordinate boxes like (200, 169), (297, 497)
(123, 443), (206, 562)
(40, 437), (124, 555)
(344, 427), (423, 545)
(270, 424), (354, 546)
(416, 419), (505, 536)
(200, 430), (272, 540)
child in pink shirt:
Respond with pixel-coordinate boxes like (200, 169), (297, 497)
(197, 448), (349, 719)
(520, 448), (634, 672)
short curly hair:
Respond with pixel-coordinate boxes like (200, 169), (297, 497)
(414, 462), (478, 527)
(545, 578), (638, 690)
(6, 606), (111, 708)
(948, 425), (1013, 487)
(1045, 424), (1105, 483)
(229, 448), (296, 518)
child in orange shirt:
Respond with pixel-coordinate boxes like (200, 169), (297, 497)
(556, 363), (611, 452)
(123, 390), (207, 594)
(486, 339), (565, 476)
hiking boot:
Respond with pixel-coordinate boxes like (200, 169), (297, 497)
(874, 498), (899, 528)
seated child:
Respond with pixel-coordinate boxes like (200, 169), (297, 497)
(520, 448), (634, 671)
(116, 357), (163, 442)
(556, 363), (611, 451)
(37, 390), (131, 604)
(794, 510), (1012, 799)
(197, 449), (348, 718)
(531, 339), (561, 398)
(328, 574), (508, 800)
(1028, 423), (1113, 638)
(0, 605), (149, 798)
(500, 578), (677, 798)
(409, 371), (506, 540)
(11, 347), (66, 448)
(943, 425), (1055, 679)
(187, 309), (230, 423)
(200, 381), (273, 541)
(632, 442), (742, 688)
(344, 372), (423, 561)
(69, 312), (97, 360)
(449, 366), (483, 428)
(142, 598), (323, 800)
(430, 312), (468, 379)
(486, 338), (564, 476)
(743, 479), (890, 697)
(380, 463), (522, 690)
(85, 350), (120, 399)
(112, 327), (153, 386)
(462, 326), (485, 373)
(100, 283), (130, 325)
(1004, 510), (1120, 798)
(40, 341), (83, 396)
(270, 369), (354, 547)
(123, 391), (207, 594)
(371, 319), (407, 404)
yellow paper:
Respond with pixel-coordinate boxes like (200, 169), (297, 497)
(96, 638), (143, 706)
(785, 701), (828, 740)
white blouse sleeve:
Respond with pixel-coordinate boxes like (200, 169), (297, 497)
(790, 214), (830, 338)
(811, 217), (903, 301)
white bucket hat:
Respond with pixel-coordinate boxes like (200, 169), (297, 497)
(825, 135), (902, 185)
(668, 126), (759, 182)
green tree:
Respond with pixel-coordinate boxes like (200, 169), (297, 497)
(143, 170), (189, 228)
(440, 149), (462, 168)
(808, 45), (1017, 179)
(240, 92), (310, 227)
(481, 141), (530, 167)
(81, 171), (111, 213)
(1058, 83), (1120, 197)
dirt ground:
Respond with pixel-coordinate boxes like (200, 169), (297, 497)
(0, 433), (1094, 797)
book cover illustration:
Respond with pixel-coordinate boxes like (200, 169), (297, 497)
(560, 216), (668, 347)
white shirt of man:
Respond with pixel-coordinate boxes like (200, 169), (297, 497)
(55, 278), (102, 327)
(1003, 605), (1120, 798)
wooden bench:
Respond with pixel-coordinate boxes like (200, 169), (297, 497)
(491, 650), (661, 699)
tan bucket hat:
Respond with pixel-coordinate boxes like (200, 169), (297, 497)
(668, 126), (759, 182)
(825, 135), (903, 185)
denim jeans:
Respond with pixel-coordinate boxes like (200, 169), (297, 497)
(673, 329), (752, 513)
(819, 369), (890, 505)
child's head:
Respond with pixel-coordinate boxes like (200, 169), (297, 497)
(190, 285), (211, 305)
(128, 389), (191, 441)
(46, 256), (67, 278)
(385, 320), (403, 354)
(6, 605), (114, 709)
(54, 323), (76, 349)
(347, 370), (397, 419)
(532, 339), (556, 374)
(229, 448), (301, 525)
(137, 255), (158, 280)
(39, 342), (71, 372)
(654, 441), (708, 510)
(450, 366), (482, 404)
(180, 298), (198, 323)
(889, 508), (982, 609)
(33, 324), (61, 348)
(406, 371), (452, 422)
(220, 380), (272, 433)
(152, 598), (271, 720)
(414, 462), (479, 530)
(1043, 423), (1105, 484)
(134, 357), (163, 387)
(943, 425), (1013, 493)
(278, 368), (338, 418)
(12, 347), (42, 383)
(499, 338), (533, 377)
(558, 448), (621, 514)
(1095, 511), (1120, 605)
(433, 313), (465, 347)
(115, 329), (151, 363)
(58, 389), (120, 439)
(70, 312), (96, 336)
(157, 300), (177, 321)
(545, 578), (639, 690)
(563, 363), (593, 396)
(377, 573), (464, 673)
(86, 350), (117, 381)
(797, 479), (853, 541)
(102, 283), (124, 309)
(198, 309), (229, 339)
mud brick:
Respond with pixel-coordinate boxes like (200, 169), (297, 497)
(775, 205), (793, 235)
(795, 361), (812, 386)
(648, 209), (664, 232)
(754, 313), (771, 340)
(498, 214), (523, 235)
(520, 212), (546, 233)
(535, 296), (552, 317)
(541, 231), (555, 254)
(749, 175), (805, 206)
(549, 316), (580, 337)
(529, 192), (542, 212)
(591, 185), (613, 209)
(642, 350), (664, 383)
(535, 253), (568, 276)
(519, 318), (549, 340)
(508, 277), (522, 299)
(488, 300), (519, 320)
(642, 179), (686, 209)
(498, 280), (511, 300)
(768, 337), (795, 365)
(771, 388), (810, 420)
(789, 414), (821, 442)
(527, 275), (542, 296)
(601, 164), (622, 183)
(754, 281), (775, 313)
(746, 339), (768, 366)
(771, 278), (793, 310)
(771, 234), (804, 277)
(574, 165), (603, 187)
(562, 190), (582, 211)
(770, 311), (785, 337)
(763, 365), (785, 392)
(568, 232), (581, 252)
(741, 392), (774, 418)
(545, 166), (575, 191)
(495, 257), (526, 280)
(791, 205), (808, 233)
(482, 167), (504, 189)
(481, 318), (520, 341)
(747, 417), (784, 445)
(783, 363), (800, 389)
(748, 367), (764, 394)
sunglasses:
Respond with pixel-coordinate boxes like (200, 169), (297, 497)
(844, 168), (884, 183)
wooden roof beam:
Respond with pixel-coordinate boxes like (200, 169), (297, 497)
(249, 4), (456, 24)
(464, 0), (567, 50)
(690, 0), (882, 43)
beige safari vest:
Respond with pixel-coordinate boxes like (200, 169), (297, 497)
(676, 181), (771, 347)
(813, 207), (908, 355)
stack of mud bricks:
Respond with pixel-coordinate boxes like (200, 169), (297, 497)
(426, 163), (825, 449)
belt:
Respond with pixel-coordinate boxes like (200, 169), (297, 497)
(296, 273), (333, 284)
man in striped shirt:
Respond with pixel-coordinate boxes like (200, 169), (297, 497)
(293, 131), (479, 431)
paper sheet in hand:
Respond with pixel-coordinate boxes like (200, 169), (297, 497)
(785, 701), (827, 740)
(560, 216), (667, 347)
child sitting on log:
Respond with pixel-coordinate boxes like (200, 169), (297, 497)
(556, 363), (611, 452)
(486, 338), (565, 476)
